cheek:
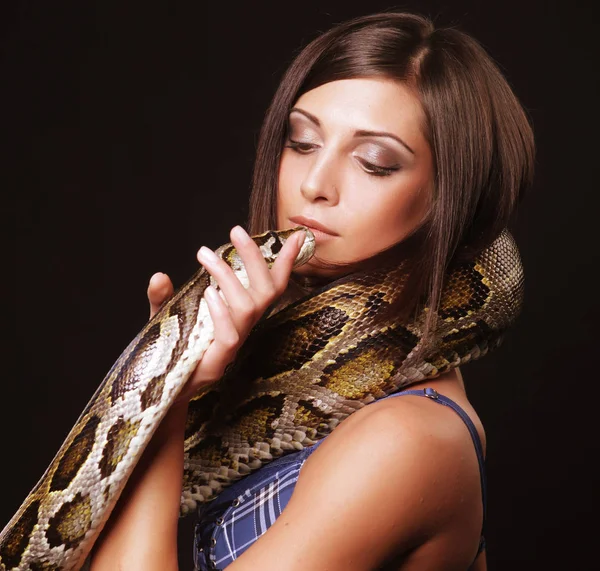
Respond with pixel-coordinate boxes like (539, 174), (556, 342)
(393, 186), (431, 229)
(276, 156), (296, 211)
(345, 185), (429, 250)
(276, 158), (291, 226)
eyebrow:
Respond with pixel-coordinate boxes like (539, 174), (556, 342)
(289, 107), (415, 155)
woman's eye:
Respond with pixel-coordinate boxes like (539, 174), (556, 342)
(284, 139), (317, 153)
(359, 159), (400, 177)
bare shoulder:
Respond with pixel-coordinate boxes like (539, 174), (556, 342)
(230, 381), (486, 570)
(317, 381), (486, 471)
(298, 386), (485, 561)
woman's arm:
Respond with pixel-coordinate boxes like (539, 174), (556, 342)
(89, 403), (187, 570)
(89, 226), (305, 569)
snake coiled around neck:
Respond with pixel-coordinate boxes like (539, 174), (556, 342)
(0, 226), (523, 570)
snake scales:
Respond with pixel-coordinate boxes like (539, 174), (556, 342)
(0, 225), (524, 570)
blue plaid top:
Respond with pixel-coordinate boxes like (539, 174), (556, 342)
(193, 388), (487, 570)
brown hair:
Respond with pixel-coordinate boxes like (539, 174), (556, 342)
(247, 11), (535, 342)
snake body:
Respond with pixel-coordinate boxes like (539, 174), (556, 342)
(0, 226), (524, 570)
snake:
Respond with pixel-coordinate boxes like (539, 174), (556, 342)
(0, 225), (524, 570)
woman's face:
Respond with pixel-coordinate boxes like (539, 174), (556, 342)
(277, 77), (434, 277)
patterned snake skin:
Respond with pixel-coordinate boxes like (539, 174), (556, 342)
(0, 226), (524, 570)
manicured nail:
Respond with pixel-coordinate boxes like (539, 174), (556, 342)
(199, 246), (218, 263)
(232, 225), (248, 241)
(205, 285), (218, 301)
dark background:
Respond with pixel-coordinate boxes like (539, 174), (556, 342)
(2, 1), (598, 569)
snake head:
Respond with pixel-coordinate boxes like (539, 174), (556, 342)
(243, 226), (315, 269)
(215, 226), (315, 272)
(271, 226), (316, 268)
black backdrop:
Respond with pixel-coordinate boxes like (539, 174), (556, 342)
(2, 1), (598, 569)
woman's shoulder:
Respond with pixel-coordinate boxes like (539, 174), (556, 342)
(311, 378), (483, 520)
(272, 383), (486, 566)
(226, 375), (486, 569)
(306, 383), (484, 498)
(316, 368), (486, 469)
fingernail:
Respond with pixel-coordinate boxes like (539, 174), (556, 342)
(205, 285), (218, 300)
(232, 225), (248, 241)
(295, 232), (306, 247)
(199, 246), (218, 263)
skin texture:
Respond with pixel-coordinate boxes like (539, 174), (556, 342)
(90, 79), (487, 570)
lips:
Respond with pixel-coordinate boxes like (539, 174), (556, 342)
(289, 215), (339, 236)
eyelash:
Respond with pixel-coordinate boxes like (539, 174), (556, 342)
(284, 139), (400, 177)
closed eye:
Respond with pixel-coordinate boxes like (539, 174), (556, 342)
(356, 158), (401, 177)
(284, 139), (318, 153)
(285, 139), (400, 177)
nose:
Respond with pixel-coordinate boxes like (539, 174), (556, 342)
(300, 150), (340, 205)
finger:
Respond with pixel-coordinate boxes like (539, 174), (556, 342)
(147, 272), (174, 318)
(202, 286), (240, 371)
(229, 225), (277, 298)
(197, 244), (256, 326)
(269, 230), (306, 290)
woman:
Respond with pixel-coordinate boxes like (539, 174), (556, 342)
(90, 11), (534, 571)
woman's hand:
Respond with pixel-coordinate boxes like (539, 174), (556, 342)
(147, 225), (305, 404)
(91, 225), (303, 570)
